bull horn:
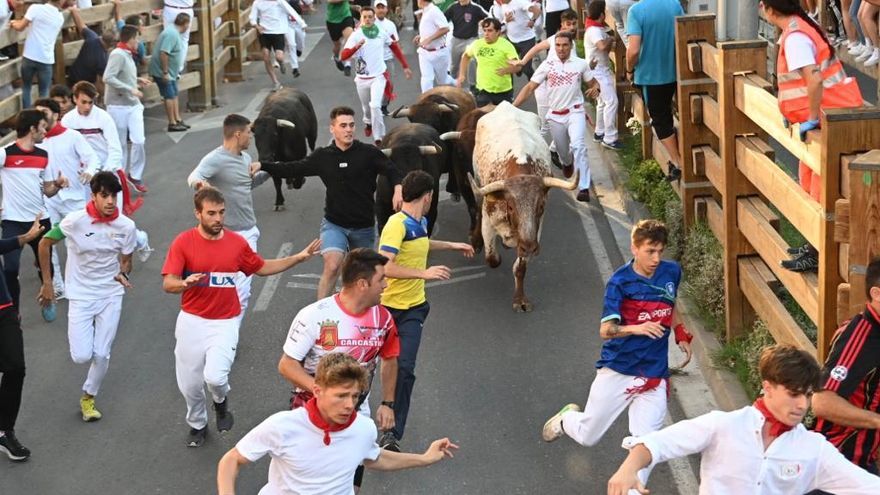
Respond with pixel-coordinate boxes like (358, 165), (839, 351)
(542, 170), (579, 191)
(419, 145), (441, 155)
(391, 106), (409, 118)
(439, 131), (462, 141)
(381, 148), (392, 157)
(468, 173), (506, 197)
(276, 119), (296, 129)
(437, 103), (459, 113)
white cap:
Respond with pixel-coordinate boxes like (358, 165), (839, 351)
(374, 0), (388, 5)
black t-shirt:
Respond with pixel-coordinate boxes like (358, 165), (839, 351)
(445, 2), (488, 40)
(68, 28), (109, 84)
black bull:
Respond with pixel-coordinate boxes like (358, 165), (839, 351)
(253, 88), (318, 210)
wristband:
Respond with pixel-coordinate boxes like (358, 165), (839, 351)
(674, 323), (693, 345)
(380, 401), (395, 409)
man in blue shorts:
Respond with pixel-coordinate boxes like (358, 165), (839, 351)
(149, 13), (190, 132)
(541, 219), (693, 489)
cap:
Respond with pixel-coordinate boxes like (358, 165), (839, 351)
(374, 0), (388, 5)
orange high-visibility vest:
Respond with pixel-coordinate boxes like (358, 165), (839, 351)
(777, 16), (862, 123)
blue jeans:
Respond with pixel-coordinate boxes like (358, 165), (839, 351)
(386, 301), (430, 440)
(20, 58), (53, 109)
(318, 218), (376, 254)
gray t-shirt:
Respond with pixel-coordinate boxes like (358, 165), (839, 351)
(187, 146), (257, 232)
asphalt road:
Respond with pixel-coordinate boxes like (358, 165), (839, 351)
(3, 12), (681, 495)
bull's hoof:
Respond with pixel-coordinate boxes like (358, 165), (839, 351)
(273, 204), (286, 211)
(486, 253), (501, 268)
(470, 235), (483, 254)
(513, 299), (533, 313)
(291, 177), (306, 189)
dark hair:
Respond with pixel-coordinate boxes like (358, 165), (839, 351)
(90, 171), (123, 195)
(481, 17), (502, 31)
(72, 81), (99, 100)
(101, 30), (118, 47)
(50, 84), (72, 100)
(587, 0), (605, 20)
(194, 187), (225, 211)
(759, 345), (820, 394)
(15, 109), (46, 138)
(119, 25), (139, 43)
(631, 219), (668, 247)
(561, 9), (578, 22)
(34, 98), (61, 115)
(555, 31), (575, 44)
(341, 248), (389, 286)
(223, 113), (251, 138)
(330, 106), (355, 121)
(402, 170), (435, 202)
(866, 257), (880, 299)
(124, 14), (142, 26)
(174, 12), (191, 26)
(360, 5), (375, 14)
(762, 0), (834, 56)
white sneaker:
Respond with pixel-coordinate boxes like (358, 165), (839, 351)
(135, 230), (153, 263)
(865, 49), (880, 66)
(856, 48), (873, 62)
(53, 281), (65, 300)
(849, 43), (866, 55)
(541, 403), (581, 442)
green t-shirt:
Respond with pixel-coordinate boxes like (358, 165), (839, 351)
(465, 37), (519, 93)
(436, 0), (456, 13)
(326, 0), (352, 24)
(149, 26), (184, 79)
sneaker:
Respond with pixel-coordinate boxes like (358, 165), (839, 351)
(365, 124), (373, 138)
(273, 60), (280, 70)
(374, 140), (382, 147)
(41, 302), (56, 322)
(665, 162), (682, 182)
(272, 82), (283, 92)
(80, 395), (102, 422)
(0, 430), (31, 462)
(334, 56), (344, 71)
(279, 61), (287, 74)
(136, 230), (153, 263)
(0, 54), (9, 61)
(167, 123), (188, 132)
(214, 398), (234, 432)
(550, 151), (562, 169)
(379, 431), (400, 452)
(856, 48), (873, 62)
(177, 120), (191, 130)
(593, 132), (604, 143)
(292, 68), (300, 78)
(576, 188), (591, 202)
(542, 403), (581, 442)
(381, 104), (389, 116)
(53, 281), (65, 300)
(562, 164), (574, 178)
(128, 176), (149, 193)
(601, 140), (624, 151)
(786, 243), (812, 256)
(865, 49), (880, 66)
(343, 65), (351, 77)
(450, 192), (461, 203)
(781, 250), (819, 273)
(848, 43), (866, 55)
(186, 426), (207, 448)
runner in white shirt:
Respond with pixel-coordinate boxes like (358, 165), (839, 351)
(283, 0), (310, 78)
(543, 0), (571, 36)
(375, 0), (402, 115)
(489, 0), (540, 78)
(512, 31), (598, 202)
(37, 172), (137, 424)
(415, 0), (456, 92)
(607, 345), (880, 495)
(217, 352), (457, 495)
(250, 0), (308, 91)
(341, 7), (412, 144)
(584, 1), (621, 150)
(162, 0), (194, 72)
(9, 0), (64, 109)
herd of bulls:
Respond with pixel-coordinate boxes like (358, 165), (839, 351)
(252, 87), (578, 312)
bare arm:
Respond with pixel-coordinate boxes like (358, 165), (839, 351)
(379, 249), (451, 280)
(364, 438), (457, 471)
(255, 239), (321, 276)
(38, 236), (58, 295)
(512, 81), (540, 107)
(625, 35), (641, 75)
(799, 64), (823, 121)
(812, 390), (880, 430)
(277, 354), (316, 391)
(10, 17), (30, 32)
(162, 273), (206, 294)
(217, 448), (250, 495)
(380, 357), (397, 403)
(517, 38), (550, 66)
(160, 51), (170, 76)
(428, 240), (474, 257)
(456, 52), (472, 83)
(421, 27), (450, 46)
(69, 5), (85, 34)
(599, 319), (665, 340)
(607, 444), (653, 495)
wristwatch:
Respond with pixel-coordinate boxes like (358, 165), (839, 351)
(380, 401), (395, 409)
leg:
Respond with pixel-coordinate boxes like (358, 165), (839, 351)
(369, 77), (386, 141)
(535, 86), (551, 144)
(262, 48), (279, 85)
(171, 96), (181, 124)
(234, 226), (259, 319)
(83, 296), (123, 397)
(127, 104), (146, 181)
(560, 369), (635, 446)
(512, 256), (532, 312)
(107, 105), (131, 173)
(20, 58), (36, 110)
(203, 321), (239, 405)
(285, 28), (299, 69)
(482, 212), (501, 268)
(850, 0), (865, 42)
(645, 84), (682, 167)
(434, 49), (455, 85)
(450, 38), (466, 86)
(568, 113), (591, 190)
(0, 309), (25, 433)
(355, 78), (373, 129)
(389, 302), (430, 440)
(68, 299), (97, 375)
(294, 24), (305, 57)
(174, 312), (210, 430)
(418, 51), (435, 92)
(36, 62), (52, 98)
(548, 117), (572, 169)
(162, 98), (176, 126)
(1, 220), (26, 310)
(628, 381), (668, 486)
(317, 219), (351, 299)
(842, 0), (857, 41)
(179, 11), (193, 72)
(47, 203), (65, 295)
(597, 71), (619, 143)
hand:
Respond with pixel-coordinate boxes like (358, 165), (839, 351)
(296, 238), (322, 260)
(798, 119), (820, 142)
(625, 71), (633, 82)
(392, 188), (403, 211)
(607, 471), (649, 495)
(675, 340), (693, 369)
(455, 76), (464, 88)
(403, 68), (412, 79)
(527, 20), (534, 28)
(376, 405), (395, 430)
(182, 273), (206, 289)
(55, 172), (69, 189)
(114, 272), (133, 288)
(131, 88), (143, 98)
(508, 59), (524, 68)
(423, 265), (451, 280)
(422, 438), (458, 464)
(494, 66), (510, 76)
(633, 321), (665, 339)
(162, 72), (171, 82)
(412, 35), (420, 46)
(69, 4), (77, 11)
(589, 58), (598, 70)
(192, 180), (209, 190)
(504, 12), (514, 22)
(137, 77), (151, 87)
(585, 87), (600, 99)
(358, 39), (366, 47)
(21, 213), (45, 245)
(37, 283), (55, 308)
(249, 162), (262, 177)
(78, 171), (93, 185)
(453, 242), (474, 258)
(257, 24), (266, 33)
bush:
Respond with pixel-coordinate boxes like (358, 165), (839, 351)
(712, 320), (775, 400)
(681, 222), (726, 337)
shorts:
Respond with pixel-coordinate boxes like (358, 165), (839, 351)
(326, 16), (356, 42)
(641, 82), (677, 141)
(319, 217), (376, 254)
(474, 88), (513, 107)
(259, 33), (286, 52)
(153, 76), (179, 99)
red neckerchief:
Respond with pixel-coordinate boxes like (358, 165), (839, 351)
(86, 200), (119, 224)
(585, 19), (606, 29)
(115, 170), (144, 216)
(304, 397), (357, 446)
(754, 397), (794, 438)
(46, 123), (66, 138)
(116, 42), (137, 57)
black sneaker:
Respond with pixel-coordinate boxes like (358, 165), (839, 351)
(343, 66), (351, 77)
(576, 189), (591, 202)
(450, 192), (461, 203)
(550, 151), (562, 169)
(214, 398), (234, 432)
(786, 243), (812, 256)
(781, 249), (819, 272)
(593, 132), (604, 143)
(186, 426), (207, 448)
(177, 120), (191, 130)
(381, 104), (389, 116)
(167, 123), (188, 132)
(0, 430), (31, 462)
(379, 431), (400, 452)
(334, 57), (344, 71)
(292, 68), (300, 78)
(665, 162), (682, 182)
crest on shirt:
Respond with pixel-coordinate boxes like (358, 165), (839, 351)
(318, 319), (340, 350)
(464, 12), (472, 22)
(780, 462), (802, 478)
(665, 282), (676, 298)
(830, 365), (848, 382)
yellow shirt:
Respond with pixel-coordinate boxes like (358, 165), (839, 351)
(379, 211), (429, 310)
(465, 37), (519, 93)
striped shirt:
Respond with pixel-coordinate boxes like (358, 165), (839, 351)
(0, 142), (50, 221)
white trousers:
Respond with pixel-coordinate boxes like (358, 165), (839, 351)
(417, 46), (455, 92)
(535, 85), (551, 143)
(233, 226), (259, 325)
(174, 310), (239, 429)
(107, 104), (146, 181)
(356, 76), (387, 141)
(68, 295), (123, 396)
(548, 110), (591, 190)
(561, 368), (667, 488)
(285, 25), (300, 69)
(593, 68), (619, 143)
(163, 7), (194, 72)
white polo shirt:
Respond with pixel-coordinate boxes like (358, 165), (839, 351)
(418, 3), (449, 50)
(630, 405), (880, 495)
(23, 4), (64, 64)
(584, 25), (611, 70)
(490, 0), (535, 43)
(376, 18), (400, 61)
(58, 209), (137, 300)
(250, 0), (301, 34)
(530, 56), (593, 118)
(344, 28), (395, 78)
(61, 107), (124, 172)
(43, 126), (101, 209)
(236, 409), (381, 495)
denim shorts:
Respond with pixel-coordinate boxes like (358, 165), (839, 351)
(319, 218), (376, 254)
(153, 76), (179, 99)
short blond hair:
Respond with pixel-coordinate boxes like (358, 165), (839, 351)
(315, 353), (368, 391)
(631, 219), (668, 247)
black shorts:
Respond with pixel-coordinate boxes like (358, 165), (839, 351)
(259, 33), (286, 51)
(326, 16), (356, 41)
(474, 88), (513, 107)
(642, 82), (677, 140)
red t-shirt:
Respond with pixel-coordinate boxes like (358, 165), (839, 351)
(161, 228), (265, 319)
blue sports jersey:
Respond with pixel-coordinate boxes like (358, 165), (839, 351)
(596, 259), (682, 378)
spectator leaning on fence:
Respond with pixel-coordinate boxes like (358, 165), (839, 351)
(150, 13), (191, 132)
(67, 6), (117, 100)
(11, 0), (65, 110)
(162, 0), (194, 73)
(761, 0), (862, 273)
(114, 0), (147, 68)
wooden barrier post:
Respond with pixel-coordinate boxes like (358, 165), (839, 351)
(846, 149), (880, 331)
(188, 0), (214, 110)
(716, 40), (767, 341)
(223, 0), (245, 82)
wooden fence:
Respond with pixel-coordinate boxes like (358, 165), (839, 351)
(614, 14), (880, 361)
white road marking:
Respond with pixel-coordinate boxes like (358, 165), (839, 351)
(425, 272), (485, 288)
(253, 242), (293, 312)
(286, 281), (320, 290)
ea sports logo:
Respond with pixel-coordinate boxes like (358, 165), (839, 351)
(830, 365), (848, 382)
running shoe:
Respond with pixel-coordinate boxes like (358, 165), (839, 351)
(379, 431), (400, 452)
(602, 140), (624, 151)
(214, 398), (234, 432)
(365, 124), (373, 138)
(381, 104), (389, 116)
(593, 132), (604, 143)
(334, 56), (344, 71)
(279, 61), (287, 74)
(272, 82), (283, 92)
(41, 302), (56, 323)
(665, 162), (682, 182)
(781, 248), (819, 273)
(0, 430), (31, 462)
(865, 49), (880, 66)
(562, 164), (574, 179)
(550, 151), (562, 169)
(186, 427), (207, 448)
(786, 243), (812, 256)
(177, 120), (191, 130)
(80, 395), (102, 422)
(292, 68), (300, 78)
(542, 403), (580, 442)
(136, 230), (154, 263)
(344, 65), (351, 77)
(168, 123), (188, 132)
(128, 176), (149, 193)
(576, 189), (591, 202)
(0, 54), (8, 61)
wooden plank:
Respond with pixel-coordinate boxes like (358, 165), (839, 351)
(840, 243), (849, 283)
(690, 94), (703, 125)
(687, 42), (702, 73)
(186, 43), (199, 62)
(840, 154), (855, 199)
(736, 136), (822, 248)
(694, 196), (723, 241)
(141, 70), (200, 101)
(748, 196), (780, 230)
(241, 27), (258, 49)
(211, 0), (230, 19)
(739, 257), (818, 354)
(834, 199), (849, 243)
(838, 283), (851, 326)
(213, 45), (233, 76)
(700, 94), (720, 138)
(0, 59), (22, 88)
(693, 145), (723, 192)
(845, 150), (880, 322)
(737, 197), (819, 325)
(213, 20), (233, 42)
(699, 41), (720, 83)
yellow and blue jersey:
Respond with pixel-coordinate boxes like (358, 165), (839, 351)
(379, 211), (430, 310)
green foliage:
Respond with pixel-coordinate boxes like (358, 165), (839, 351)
(712, 320), (775, 400)
(625, 159), (678, 222)
(681, 222), (726, 337)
